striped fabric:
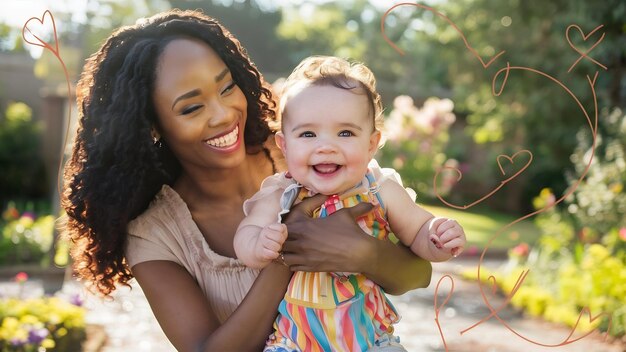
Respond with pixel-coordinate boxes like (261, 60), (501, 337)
(266, 170), (400, 352)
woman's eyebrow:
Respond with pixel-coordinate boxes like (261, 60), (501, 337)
(170, 68), (230, 110)
(215, 67), (229, 82)
(171, 89), (201, 110)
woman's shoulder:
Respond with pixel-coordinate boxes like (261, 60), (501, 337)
(127, 184), (189, 238)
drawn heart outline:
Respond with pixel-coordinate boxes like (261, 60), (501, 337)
(497, 150), (533, 184)
(22, 10), (59, 55)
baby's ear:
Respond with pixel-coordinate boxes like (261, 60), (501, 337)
(275, 131), (287, 153)
(368, 130), (381, 157)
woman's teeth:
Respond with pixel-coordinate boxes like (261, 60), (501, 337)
(206, 126), (239, 148)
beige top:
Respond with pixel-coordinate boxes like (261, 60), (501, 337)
(125, 185), (260, 324)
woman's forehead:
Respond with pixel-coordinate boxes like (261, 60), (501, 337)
(155, 38), (227, 91)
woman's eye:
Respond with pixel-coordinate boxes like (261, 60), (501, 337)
(221, 82), (236, 95)
(181, 105), (202, 115)
(299, 131), (315, 138)
(338, 130), (354, 137)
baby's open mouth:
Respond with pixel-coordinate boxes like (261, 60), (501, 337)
(312, 163), (341, 174)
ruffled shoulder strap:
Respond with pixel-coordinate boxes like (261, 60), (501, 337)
(243, 172), (300, 222)
(368, 159), (417, 202)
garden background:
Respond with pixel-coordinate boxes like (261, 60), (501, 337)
(0, 0), (624, 351)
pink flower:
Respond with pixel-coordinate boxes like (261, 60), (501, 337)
(511, 243), (529, 257)
(619, 228), (626, 241)
(14, 272), (28, 283)
(21, 211), (36, 221)
(466, 245), (479, 256)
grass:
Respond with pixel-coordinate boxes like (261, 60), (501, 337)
(420, 203), (541, 251)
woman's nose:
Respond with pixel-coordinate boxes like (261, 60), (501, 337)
(207, 100), (231, 127)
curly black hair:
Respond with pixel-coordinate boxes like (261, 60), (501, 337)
(62, 9), (277, 296)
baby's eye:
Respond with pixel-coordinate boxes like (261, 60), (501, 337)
(299, 131), (316, 138)
(338, 130), (354, 137)
(181, 104), (203, 115)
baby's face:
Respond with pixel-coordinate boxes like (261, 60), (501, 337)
(276, 84), (381, 195)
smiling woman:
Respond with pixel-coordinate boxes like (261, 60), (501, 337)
(60, 9), (431, 352)
(151, 38), (250, 171)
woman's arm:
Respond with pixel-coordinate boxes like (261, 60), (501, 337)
(281, 195), (432, 295)
(132, 260), (290, 352)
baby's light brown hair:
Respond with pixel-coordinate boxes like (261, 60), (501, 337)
(278, 56), (384, 133)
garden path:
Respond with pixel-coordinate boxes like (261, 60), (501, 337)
(68, 257), (623, 352)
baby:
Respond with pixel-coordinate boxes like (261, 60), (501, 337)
(234, 56), (466, 351)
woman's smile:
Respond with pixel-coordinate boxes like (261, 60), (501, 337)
(204, 123), (240, 149)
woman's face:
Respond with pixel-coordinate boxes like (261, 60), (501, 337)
(153, 38), (248, 173)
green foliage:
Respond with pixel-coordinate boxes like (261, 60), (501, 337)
(0, 103), (47, 200)
(376, 0), (625, 211)
(497, 108), (626, 337)
(0, 296), (86, 352)
(566, 108), (626, 235)
(376, 96), (456, 200)
(168, 0), (291, 75)
(0, 23), (26, 53)
(421, 204), (541, 250)
(0, 202), (57, 266)
(497, 242), (626, 337)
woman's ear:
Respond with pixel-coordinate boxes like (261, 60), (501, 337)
(368, 130), (381, 157)
(275, 131), (287, 153)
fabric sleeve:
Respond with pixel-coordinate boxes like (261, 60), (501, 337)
(243, 173), (297, 217)
(125, 219), (182, 269)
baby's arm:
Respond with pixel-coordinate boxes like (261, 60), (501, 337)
(234, 188), (287, 269)
(378, 180), (466, 262)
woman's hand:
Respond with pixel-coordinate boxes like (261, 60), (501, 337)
(280, 195), (432, 294)
(280, 194), (376, 273)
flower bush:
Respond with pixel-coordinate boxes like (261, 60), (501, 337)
(0, 203), (55, 266)
(376, 95), (457, 200)
(0, 296), (86, 352)
(495, 108), (626, 339)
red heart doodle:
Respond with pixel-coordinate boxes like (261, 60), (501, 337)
(496, 150), (533, 184)
(566, 24), (606, 72)
(22, 10), (59, 55)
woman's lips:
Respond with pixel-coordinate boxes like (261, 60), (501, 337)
(204, 124), (239, 148)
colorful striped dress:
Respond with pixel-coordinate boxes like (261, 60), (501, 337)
(262, 167), (400, 352)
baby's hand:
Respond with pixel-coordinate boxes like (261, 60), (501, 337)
(429, 217), (466, 257)
(256, 223), (288, 262)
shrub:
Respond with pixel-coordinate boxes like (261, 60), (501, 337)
(0, 296), (86, 352)
(0, 203), (55, 266)
(492, 108), (626, 338)
(0, 102), (48, 201)
(376, 96), (457, 200)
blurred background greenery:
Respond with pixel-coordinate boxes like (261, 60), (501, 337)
(0, 0), (624, 345)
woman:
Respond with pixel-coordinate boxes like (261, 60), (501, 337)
(62, 9), (431, 351)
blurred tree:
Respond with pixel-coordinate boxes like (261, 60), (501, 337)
(378, 0), (625, 212)
(0, 102), (47, 200)
(168, 0), (291, 76)
(436, 0), (626, 210)
(272, 0), (452, 101)
(0, 22), (26, 53)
